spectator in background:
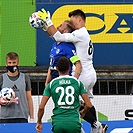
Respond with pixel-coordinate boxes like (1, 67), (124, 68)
(0, 52), (34, 123)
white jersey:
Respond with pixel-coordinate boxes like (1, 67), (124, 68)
(53, 27), (96, 98)
(53, 27), (93, 74)
(71, 27), (93, 74)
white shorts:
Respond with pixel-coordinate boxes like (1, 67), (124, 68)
(79, 69), (97, 98)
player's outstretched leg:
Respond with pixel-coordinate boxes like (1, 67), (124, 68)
(79, 104), (108, 133)
(89, 106), (108, 133)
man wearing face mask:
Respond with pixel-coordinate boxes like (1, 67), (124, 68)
(0, 52), (34, 123)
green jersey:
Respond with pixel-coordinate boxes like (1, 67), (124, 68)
(43, 75), (87, 122)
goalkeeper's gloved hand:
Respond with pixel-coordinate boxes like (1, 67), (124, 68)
(37, 8), (48, 20)
(42, 22), (48, 31)
(37, 8), (53, 29)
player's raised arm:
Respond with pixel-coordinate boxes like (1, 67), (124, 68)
(37, 8), (80, 43)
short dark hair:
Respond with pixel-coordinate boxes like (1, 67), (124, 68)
(64, 20), (75, 33)
(69, 9), (86, 21)
(57, 56), (70, 74)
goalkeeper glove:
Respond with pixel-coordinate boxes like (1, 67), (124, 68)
(42, 22), (48, 31)
(37, 8), (53, 29)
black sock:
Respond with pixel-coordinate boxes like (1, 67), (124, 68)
(83, 107), (96, 127)
(89, 106), (97, 121)
(79, 105), (97, 127)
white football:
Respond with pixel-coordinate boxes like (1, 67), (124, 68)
(29, 12), (44, 28)
(0, 87), (15, 101)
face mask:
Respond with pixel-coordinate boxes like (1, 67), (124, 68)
(6, 66), (18, 73)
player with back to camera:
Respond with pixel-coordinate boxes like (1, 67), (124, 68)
(37, 8), (108, 133)
(45, 20), (82, 86)
(36, 56), (92, 133)
(0, 52), (34, 123)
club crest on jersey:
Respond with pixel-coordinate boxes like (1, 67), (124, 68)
(56, 49), (60, 54)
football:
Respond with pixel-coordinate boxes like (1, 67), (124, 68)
(0, 87), (15, 101)
(29, 12), (44, 28)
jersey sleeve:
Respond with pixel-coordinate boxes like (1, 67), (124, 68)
(53, 31), (81, 43)
(25, 74), (32, 91)
(43, 84), (51, 97)
(79, 81), (87, 95)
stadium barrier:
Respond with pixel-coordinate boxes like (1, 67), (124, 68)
(0, 66), (131, 95)
(0, 120), (133, 133)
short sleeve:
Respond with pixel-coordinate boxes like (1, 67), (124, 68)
(43, 84), (51, 97)
(25, 74), (32, 91)
(79, 81), (87, 95)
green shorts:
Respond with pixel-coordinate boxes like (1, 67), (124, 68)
(52, 121), (81, 133)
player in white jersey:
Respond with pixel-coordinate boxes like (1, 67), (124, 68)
(68, 26), (96, 98)
(37, 8), (108, 133)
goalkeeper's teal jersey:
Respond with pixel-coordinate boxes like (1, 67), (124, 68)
(43, 75), (87, 122)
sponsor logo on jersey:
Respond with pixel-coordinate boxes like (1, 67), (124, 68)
(12, 85), (19, 91)
(52, 4), (133, 43)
